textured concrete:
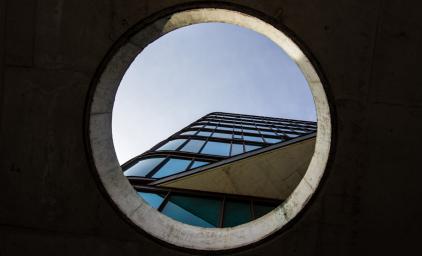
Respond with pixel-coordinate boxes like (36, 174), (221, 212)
(1, 0), (422, 255)
(89, 8), (330, 251)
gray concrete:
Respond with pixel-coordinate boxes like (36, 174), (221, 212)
(89, 8), (331, 251)
(1, 0), (422, 255)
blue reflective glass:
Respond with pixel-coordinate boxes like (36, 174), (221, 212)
(264, 138), (283, 144)
(162, 195), (221, 228)
(190, 161), (209, 169)
(200, 141), (230, 156)
(138, 192), (165, 209)
(217, 126), (233, 131)
(152, 158), (191, 178)
(124, 157), (165, 177)
(231, 143), (244, 156)
(254, 202), (277, 218)
(260, 130), (277, 136)
(242, 125), (256, 129)
(180, 130), (197, 136)
(285, 133), (299, 138)
(243, 135), (264, 143)
(223, 200), (252, 227)
(233, 134), (243, 139)
(180, 139), (205, 153)
(197, 131), (212, 137)
(212, 132), (232, 139)
(157, 139), (186, 151)
(242, 128), (260, 134)
(204, 125), (216, 129)
(233, 127), (242, 133)
(245, 144), (261, 152)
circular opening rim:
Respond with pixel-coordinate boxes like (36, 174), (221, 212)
(88, 8), (332, 251)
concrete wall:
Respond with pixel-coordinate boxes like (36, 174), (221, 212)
(1, 0), (421, 255)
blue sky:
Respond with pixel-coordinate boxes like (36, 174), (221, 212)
(112, 23), (316, 163)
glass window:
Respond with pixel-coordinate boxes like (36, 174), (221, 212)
(152, 158), (191, 178)
(190, 125), (204, 129)
(230, 143), (244, 156)
(233, 134), (243, 140)
(260, 130), (277, 136)
(162, 195), (221, 228)
(217, 126), (233, 131)
(190, 161), (209, 169)
(233, 127), (242, 133)
(245, 144), (261, 152)
(242, 128), (260, 134)
(242, 124), (256, 129)
(285, 133), (299, 138)
(254, 202), (277, 218)
(243, 135), (264, 143)
(197, 131), (212, 137)
(204, 125), (216, 130)
(180, 139), (205, 153)
(264, 138), (283, 144)
(138, 192), (165, 209)
(157, 139), (186, 151)
(124, 157), (165, 177)
(223, 199), (252, 227)
(180, 130), (197, 136)
(200, 141), (231, 156)
(212, 132), (232, 139)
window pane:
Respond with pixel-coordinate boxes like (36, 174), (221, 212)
(233, 134), (243, 140)
(162, 195), (221, 228)
(230, 143), (244, 156)
(180, 130), (197, 136)
(204, 125), (216, 130)
(124, 157), (164, 177)
(190, 161), (209, 169)
(285, 133), (299, 138)
(242, 128), (260, 134)
(245, 144), (261, 152)
(264, 138), (283, 144)
(197, 131), (212, 137)
(223, 200), (252, 227)
(180, 139), (205, 153)
(243, 135), (264, 143)
(152, 158), (191, 178)
(212, 132), (232, 139)
(233, 127), (242, 132)
(157, 139), (186, 151)
(138, 192), (165, 209)
(200, 141), (230, 156)
(217, 126), (233, 131)
(260, 130), (277, 136)
(254, 202), (277, 218)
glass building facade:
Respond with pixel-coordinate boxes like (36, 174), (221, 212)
(122, 112), (317, 228)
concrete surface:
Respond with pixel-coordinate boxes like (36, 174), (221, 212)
(1, 0), (422, 255)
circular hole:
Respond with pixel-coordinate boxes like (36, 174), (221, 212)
(113, 22), (317, 229)
(89, 8), (331, 251)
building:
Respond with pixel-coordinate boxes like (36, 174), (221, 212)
(122, 112), (317, 228)
(2, 1), (422, 255)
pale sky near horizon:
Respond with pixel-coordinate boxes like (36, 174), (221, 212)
(112, 23), (316, 164)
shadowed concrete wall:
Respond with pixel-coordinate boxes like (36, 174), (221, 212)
(1, 0), (421, 255)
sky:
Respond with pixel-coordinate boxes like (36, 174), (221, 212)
(112, 23), (316, 164)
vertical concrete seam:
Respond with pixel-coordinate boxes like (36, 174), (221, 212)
(0, 0), (7, 150)
(31, 0), (39, 67)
